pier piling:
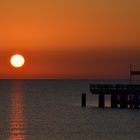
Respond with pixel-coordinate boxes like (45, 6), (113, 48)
(81, 93), (86, 107)
(99, 94), (105, 108)
(111, 94), (117, 108)
(120, 95), (128, 108)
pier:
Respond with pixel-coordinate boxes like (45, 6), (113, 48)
(90, 84), (140, 108)
(89, 65), (140, 109)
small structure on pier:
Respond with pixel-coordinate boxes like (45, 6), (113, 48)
(90, 65), (140, 109)
(130, 64), (140, 83)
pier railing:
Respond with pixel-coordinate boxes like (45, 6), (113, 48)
(90, 84), (140, 95)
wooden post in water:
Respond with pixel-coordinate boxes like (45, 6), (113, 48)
(81, 93), (86, 107)
(111, 94), (117, 108)
(134, 95), (139, 109)
(124, 95), (128, 108)
(99, 94), (105, 108)
(128, 96), (133, 109)
(120, 95), (128, 108)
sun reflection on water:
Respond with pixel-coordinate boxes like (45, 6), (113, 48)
(9, 82), (26, 140)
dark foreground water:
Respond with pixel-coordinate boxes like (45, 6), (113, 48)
(0, 80), (140, 140)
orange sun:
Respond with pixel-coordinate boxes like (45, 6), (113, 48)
(10, 54), (25, 68)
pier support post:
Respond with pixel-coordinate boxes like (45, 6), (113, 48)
(99, 94), (105, 108)
(111, 94), (117, 108)
(129, 103), (133, 109)
(120, 95), (128, 108)
(129, 96), (133, 109)
(81, 93), (86, 107)
(134, 104), (139, 109)
(134, 95), (139, 109)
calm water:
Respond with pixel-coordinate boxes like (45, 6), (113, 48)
(0, 80), (140, 140)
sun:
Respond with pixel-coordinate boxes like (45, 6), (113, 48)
(10, 54), (25, 68)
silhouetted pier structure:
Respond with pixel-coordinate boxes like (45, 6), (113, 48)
(90, 84), (140, 108)
(90, 65), (140, 109)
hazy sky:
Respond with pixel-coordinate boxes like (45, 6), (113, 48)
(0, 0), (140, 79)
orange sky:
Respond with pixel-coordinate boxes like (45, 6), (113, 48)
(0, 0), (140, 79)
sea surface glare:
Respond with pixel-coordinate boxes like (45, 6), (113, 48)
(0, 80), (140, 140)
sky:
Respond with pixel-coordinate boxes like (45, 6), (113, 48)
(0, 0), (140, 79)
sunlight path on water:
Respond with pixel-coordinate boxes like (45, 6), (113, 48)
(9, 82), (26, 140)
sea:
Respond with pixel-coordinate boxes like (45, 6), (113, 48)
(0, 79), (140, 140)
